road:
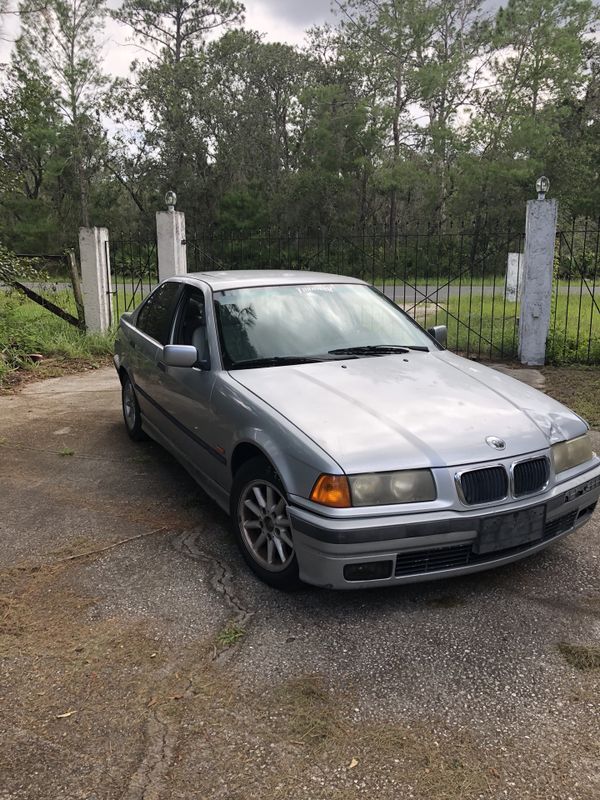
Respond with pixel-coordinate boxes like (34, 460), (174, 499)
(1, 368), (599, 799)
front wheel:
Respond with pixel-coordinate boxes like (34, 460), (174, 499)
(230, 457), (302, 591)
(121, 375), (146, 441)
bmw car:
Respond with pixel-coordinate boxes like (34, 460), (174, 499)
(114, 271), (600, 590)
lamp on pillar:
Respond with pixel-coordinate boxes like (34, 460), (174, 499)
(535, 176), (550, 200)
(165, 190), (177, 213)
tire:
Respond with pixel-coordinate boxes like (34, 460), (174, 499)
(230, 457), (302, 591)
(121, 375), (146, 441)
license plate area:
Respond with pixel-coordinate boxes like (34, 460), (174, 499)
(474, 505), (546, 555)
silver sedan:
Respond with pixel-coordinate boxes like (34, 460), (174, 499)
(114, 271), (600, 590)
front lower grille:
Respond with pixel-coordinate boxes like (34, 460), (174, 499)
(544, 510), (577, 539)
(459, 466), (508, 505)
(513, 457), (550, 496)
(395, 545), (472, 577)
(393, 508), (581, 578)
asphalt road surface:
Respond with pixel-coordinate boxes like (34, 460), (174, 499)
(1, 368), (599, 799)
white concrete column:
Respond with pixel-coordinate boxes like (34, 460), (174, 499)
(519, 199), (558, 366)
(156, 210), (187, 281)
(79, 227), (113, 332)
(505, 252), (523, 302)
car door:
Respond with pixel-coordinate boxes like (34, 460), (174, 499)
(130, 280), (184, 429)
(152, 284), (227, 488)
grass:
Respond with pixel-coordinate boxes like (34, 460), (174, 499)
(215, 621), (245, 648)
(557, 642), (600, 671)
(399, 292), (600, 364)
(542, 366), (600, 428)
(0, 289), (113, 388)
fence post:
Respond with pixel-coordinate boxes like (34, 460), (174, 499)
(519, 180), (558, 366)
(156, 191), (187, 281)
(79, 227), (113, 333)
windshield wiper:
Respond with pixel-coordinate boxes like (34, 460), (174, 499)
(229, 355), (326, 370)
(328, 344), (429, 356)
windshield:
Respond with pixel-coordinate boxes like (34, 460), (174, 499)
(213, 282), (435, 369)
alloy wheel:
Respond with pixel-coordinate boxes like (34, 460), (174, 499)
(238, 480), (294, 572)
(123, 381), (137, 430)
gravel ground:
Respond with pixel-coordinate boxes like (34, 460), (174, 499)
(0, 367), (598, 800)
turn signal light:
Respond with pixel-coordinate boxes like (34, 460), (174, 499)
(310, 474), (351, 508)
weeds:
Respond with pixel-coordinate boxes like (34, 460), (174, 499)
(216, 621), (245, 648)
(0, 290), (113, 386)
(558, 642), (600, 671)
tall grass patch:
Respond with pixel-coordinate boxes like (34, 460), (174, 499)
(0, 290), (113, 385)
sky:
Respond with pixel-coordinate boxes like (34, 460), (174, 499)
(0, 0), (336, 74)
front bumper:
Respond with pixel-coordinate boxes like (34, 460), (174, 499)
(288, 464), (600, 589)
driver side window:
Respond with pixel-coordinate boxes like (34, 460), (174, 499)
(136, 281), (181, 345)
(174, 288), (209, 362)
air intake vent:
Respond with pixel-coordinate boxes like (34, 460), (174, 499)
(395, 545), (472, 577)
(459, 466), (508, 505)
(513, 457), (549, 497)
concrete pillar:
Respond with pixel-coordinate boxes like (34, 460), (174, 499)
(505, 252), (523, 302)
(156, 210), (187, 281)
(519, 199), (558, 366)
(79, 227), (113, 332)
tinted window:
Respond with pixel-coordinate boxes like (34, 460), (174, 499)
(136, 282), (181, 345)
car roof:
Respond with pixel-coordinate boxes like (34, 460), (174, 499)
(181, 270), (367, 291)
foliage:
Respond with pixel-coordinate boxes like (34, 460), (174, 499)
(0, 245), (41, 285)
(0, 0), (599, 252)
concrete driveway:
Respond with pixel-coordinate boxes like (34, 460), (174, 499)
(1, 368), (599, 800)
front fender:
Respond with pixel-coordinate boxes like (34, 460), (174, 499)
(215, 374), (343, 500)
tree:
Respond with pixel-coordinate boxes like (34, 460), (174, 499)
(0, 66), (66, 250)
(16, 0), (107, 228)
(455, 0), (599, 225)
(113, 0), (244, 63)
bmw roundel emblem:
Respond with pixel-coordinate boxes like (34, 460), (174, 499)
(486, 435), (506, 451)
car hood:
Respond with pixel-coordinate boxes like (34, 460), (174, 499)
(229, 351), (587, 473)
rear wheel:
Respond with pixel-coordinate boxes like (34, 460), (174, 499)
(230, 457), (302, 590)
(121, 376), (146, 441)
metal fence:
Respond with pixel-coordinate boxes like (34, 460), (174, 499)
(108, 235), (159, 319)
(108, 220), (600, 365)
(187, 224), (528, 361)
(548, 219), (600, 364)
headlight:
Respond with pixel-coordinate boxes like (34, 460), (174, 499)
(350, 469), (436, 506)
(552, 433), (594, 474)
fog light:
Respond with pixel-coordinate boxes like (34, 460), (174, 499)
(344, 561), (393, 582)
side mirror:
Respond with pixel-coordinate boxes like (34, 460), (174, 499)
(427, 324), (447, 347)
(162, 344), (199, 368)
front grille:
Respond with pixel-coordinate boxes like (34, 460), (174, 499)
(459, 466), (508, 505)
(513, 457), (549, 496)
(394, 509), (581, 578)
(395, 545), (472, 577)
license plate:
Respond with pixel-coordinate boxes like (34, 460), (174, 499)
(474, 505), (546, 555)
